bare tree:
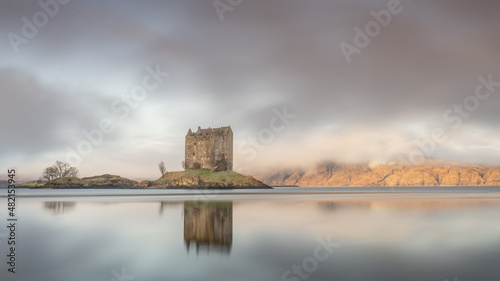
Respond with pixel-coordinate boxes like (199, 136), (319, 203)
(158, 161), (167, 176)
(41, 161), (79, 181)
(54, 161), (78, 178)
(41, 166), (58, 181)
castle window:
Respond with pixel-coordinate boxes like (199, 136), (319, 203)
(193, 152), (195, 156)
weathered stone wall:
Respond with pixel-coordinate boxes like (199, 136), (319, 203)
(185, 134), (215, 169)
(185, 126), (233, 170)
(226, 131), (233, 170)
(214, 131), (233, 170)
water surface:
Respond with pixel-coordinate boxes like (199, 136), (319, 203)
(1, 187), (500, 281)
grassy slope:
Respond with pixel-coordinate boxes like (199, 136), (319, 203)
(152, 169), (271, 189)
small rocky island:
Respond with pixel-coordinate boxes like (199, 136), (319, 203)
(23, 126), (271, 189)
(26, 170), (270, 189)
(40, 174), (140, 189)
(140, 126), (270, 189)
(143, 169), (271, 189)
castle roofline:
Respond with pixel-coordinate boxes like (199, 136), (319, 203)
(187, 126), (232, 136)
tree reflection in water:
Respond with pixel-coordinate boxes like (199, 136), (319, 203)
(43, 201), (76, 215)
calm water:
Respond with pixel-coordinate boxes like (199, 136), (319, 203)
(1, 187), (500, 281)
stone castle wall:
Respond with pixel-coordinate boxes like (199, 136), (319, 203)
(185, 134), (215, 169)
(185, 126), (233, 170)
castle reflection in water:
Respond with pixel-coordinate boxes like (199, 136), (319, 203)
(183, 201), (233, 255)
(45, 200), (234, 255)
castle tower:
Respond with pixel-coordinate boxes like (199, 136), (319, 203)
(185, 126), (233, 171)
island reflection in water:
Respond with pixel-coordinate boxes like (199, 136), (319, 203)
(9, 193), (500, 281)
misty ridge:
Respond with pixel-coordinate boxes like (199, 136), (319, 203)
(254, 157), (500, 187)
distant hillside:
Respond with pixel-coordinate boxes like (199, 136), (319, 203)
(0, 180), (8, 188)
(255, 159), (500, 187)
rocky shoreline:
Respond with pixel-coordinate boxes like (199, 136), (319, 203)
(21, 170), (272, 189)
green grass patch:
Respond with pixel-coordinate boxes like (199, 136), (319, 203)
(154, 169), (270, 188)
(179, 169), (253, 184)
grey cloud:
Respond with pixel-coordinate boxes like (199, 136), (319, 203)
(1, 0), (500, 178)
(0, 68), (125, 157)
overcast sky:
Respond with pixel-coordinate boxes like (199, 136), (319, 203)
(1, 0), (499, 180)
